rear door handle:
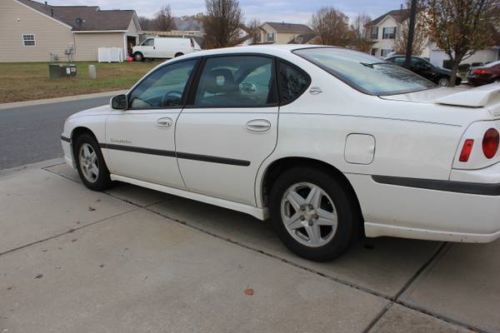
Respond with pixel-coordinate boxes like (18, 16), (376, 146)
(246, 119), (271, 133)
(157, 117), (173, 128)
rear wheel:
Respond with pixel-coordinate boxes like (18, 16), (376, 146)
(269, 167), (358, 261)
(74, 133), (112, 191)
(174, 52), (184, 58)
(438, 77), (450, 86)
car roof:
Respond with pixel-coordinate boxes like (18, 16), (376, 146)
(180, 44), (330, 59)
(483, 60), (500, 68)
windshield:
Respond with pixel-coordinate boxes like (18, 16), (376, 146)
(294, 47), (436, 96)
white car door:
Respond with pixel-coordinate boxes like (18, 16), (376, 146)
(140, 38), (155, 58)
(175, 55), (279, 205)
(105, 59), (199, 188)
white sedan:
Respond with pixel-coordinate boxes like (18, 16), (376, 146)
(61, 45), (500, 261)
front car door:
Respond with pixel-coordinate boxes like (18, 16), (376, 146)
(140, 38), (155, 58)
(104, 58), (198, 188)
(175, 54), (279, 206)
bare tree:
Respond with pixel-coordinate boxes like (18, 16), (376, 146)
(426, 0), (499, 86)
(394, 0), (428, 56)
(138, 16), (154, 31)
(247, 19), (261, 44)
(350, 14), (374, 52)
(311, 7), (350, 46)
(204, 0), (243, 48)
(154, 4), (177, 31)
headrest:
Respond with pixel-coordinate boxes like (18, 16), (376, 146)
(204, 68), (237, 94)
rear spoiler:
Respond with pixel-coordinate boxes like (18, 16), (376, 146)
(435, 83), (500, 108)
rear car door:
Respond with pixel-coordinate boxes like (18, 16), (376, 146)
(104, 59), (198, 188)
(175, 54), (279, 205)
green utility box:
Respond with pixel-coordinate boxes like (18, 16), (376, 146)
(48, 64), (77, 79)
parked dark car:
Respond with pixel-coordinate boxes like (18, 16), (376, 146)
(386, 55), (462, 86)
(467, 60), (500, 86)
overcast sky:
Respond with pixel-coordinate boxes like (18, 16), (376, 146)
(45, 0), (401, 23)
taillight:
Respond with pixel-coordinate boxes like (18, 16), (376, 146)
(459, 139), (474, 162)
(482, 128), (499, 159)
(473, 69), (491, 75)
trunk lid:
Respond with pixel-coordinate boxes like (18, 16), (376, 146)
(381, 83), (500, 118)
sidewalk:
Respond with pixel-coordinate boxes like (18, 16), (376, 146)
(0, 162), (498, 332)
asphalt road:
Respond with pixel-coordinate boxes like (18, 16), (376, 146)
(0, 96), (111, 170)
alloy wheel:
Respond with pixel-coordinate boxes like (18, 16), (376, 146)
(79, 143), (99, 183)
(280, 182), (338, 248)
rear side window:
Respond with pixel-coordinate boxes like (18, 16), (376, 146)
(194, 56), (277, 107)
(277, 61), (311, 104)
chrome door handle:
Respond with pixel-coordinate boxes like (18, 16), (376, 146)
(246, 119), (271, 133)
(157, 117), (173, 127)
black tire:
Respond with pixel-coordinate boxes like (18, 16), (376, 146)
(134, 52), (144, 62)
(74, 133), (112, 191)
(269, 167), (358, 261)
(174, 52), (184, 58)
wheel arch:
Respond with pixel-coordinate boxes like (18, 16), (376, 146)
(70, 126), (99, 161)
(259, 156), (364, 234)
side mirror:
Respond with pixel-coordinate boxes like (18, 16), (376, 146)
(111, 94), (128, 110)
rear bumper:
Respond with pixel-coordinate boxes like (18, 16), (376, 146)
(347, 173), (500, 243)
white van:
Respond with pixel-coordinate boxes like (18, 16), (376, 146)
(132, 37), (201, 61)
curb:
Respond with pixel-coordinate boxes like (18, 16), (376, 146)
(0, 90), (127, 110)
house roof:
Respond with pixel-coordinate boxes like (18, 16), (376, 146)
(367, 9), (410, 26)
(17, 0), (137, 31)
(263, 22), (313, 34)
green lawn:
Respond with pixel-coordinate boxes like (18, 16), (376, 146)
(0, 61), (159, 103)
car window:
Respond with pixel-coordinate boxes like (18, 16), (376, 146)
(412, 58), (431, 69)
(194, 56), (277, 107)
(392, 57), (405, 65)
(294, 47), (436, 96)
(278, 61), (311, 104)
(129, 59), (197, 109)
(142, 38), (154, 46)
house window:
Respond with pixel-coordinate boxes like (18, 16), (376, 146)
(382, 27), (396, 39)
(23, 34), (36, 46)
(370, 27), (378, 39)
(266, 32), (275, 42)
(371, 48), (378, 56)
(380, 49), (393, 57)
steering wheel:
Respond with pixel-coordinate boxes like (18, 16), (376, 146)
(161, 91), (183, 107)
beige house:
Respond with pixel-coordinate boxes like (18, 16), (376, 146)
(258, 22), (313, 44)
(0, 0), (142, 62)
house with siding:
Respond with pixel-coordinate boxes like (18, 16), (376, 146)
(258, 22), (313, 44)
(0, 0), (142, 62)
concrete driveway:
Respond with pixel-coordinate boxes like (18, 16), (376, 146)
(0, 161), (498, 333)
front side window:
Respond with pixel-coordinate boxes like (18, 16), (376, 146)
(194, 56), (276, 107)
(278, 61), (311, 104)
(294, 47), (436, 96)
(142, 38), (154, 46)
(128, 59), (197, 109)
(23, 34), (35, 46)
(382, 27), (396, 39)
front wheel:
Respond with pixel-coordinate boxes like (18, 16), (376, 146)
(174, 52), (184, 58)
(438, 77), (450, 86)
(134, 52), (144, 62)
(74, 133), (112, 191)
(269, 167), (358, 261)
